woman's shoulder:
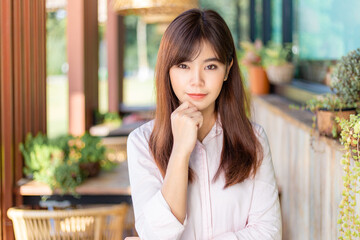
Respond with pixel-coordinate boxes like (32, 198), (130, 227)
(128, 119), (155, 143)
(250, 121), (265, 137)
(250, 121), (270, 149)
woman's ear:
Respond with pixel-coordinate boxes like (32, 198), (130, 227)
(228, 58), (234, 72)
(224, 59), (234, 81)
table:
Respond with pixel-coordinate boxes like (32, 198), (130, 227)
(16, 161), (131, 205)
(108, 121), (148, 137)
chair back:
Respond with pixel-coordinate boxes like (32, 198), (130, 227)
(7, 204), (128, 240)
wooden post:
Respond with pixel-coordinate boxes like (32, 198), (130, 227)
(0, 0), (14, 237)
(0, 0), (46, 239)
(67, 0), (99, 135)
(107, 0), (125, 112)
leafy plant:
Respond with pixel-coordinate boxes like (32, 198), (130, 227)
(20, 132), (117, 195)
(289, 48), (360, 138)
(289, 94), (358, 138)
(336, 114), (360, 239)
(305, 94), (358, 113)
(94, 111), (122, 126)
(331, 48), (360, 104)
(239, 39), (264, 66)
(262, 42), (293, 68)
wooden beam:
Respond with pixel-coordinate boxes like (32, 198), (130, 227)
(262, 0), (271, 45)
(0, 0), (15, 238)
(282, 0), (293, 43)
(0, 1), (47, 239)
(68, 0), (99, 135)
(107, 0), (125, 112)
(249, 0), (256, 42)
(13, 0), (24, 207)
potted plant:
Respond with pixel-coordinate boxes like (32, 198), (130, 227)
(239, 39), (270, 95)
(20, 132), (117, 195)
(299, 60), (330, 83)
(305, 94), (357, 137)
(336, 114), (360, 239)
(262, 42), (294, 84)
(324, 60), (337, 86)
(90, 111), (122, 136)
(291, 48), (360, 137)
(331, 48), (360, 105)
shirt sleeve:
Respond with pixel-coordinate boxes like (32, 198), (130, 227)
(212, 126), (282, 240)
(127, 128), (187, 240)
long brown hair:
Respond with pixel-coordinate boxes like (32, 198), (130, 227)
(149, 8), (263, 188)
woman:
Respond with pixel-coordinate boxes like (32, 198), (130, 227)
(127, 8), (282, 240)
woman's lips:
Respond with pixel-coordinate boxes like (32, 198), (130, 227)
(187, 93), (207, 100)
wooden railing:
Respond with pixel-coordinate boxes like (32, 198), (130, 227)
(251, 95), (345, 240)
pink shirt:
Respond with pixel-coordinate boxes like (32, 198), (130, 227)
(127, 119), (282, 240)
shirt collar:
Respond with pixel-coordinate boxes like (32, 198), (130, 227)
(200, 113), (223, 145)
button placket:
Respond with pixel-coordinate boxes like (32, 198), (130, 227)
(200, 145), (213, 239)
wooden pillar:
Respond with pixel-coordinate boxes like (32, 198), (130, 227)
(0, 0), (46, 239)
(107, 0), (125, 112)
(67, 0), (99, 135)
(0, 0), (14, 238)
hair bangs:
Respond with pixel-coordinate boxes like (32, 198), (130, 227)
(168, 33), (203, 67)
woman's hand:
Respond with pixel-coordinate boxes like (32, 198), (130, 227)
(124, 237), (140, 240)
(171, 101), (203, 157)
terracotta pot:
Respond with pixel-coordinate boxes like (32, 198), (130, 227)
(316, 109), (356, 137)
(79, 162), (100, 177)
(248, 65), (269, 95)
(300, 61), (328, 83)
(266, 63), (294, 84)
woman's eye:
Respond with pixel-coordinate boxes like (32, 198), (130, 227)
(206, 64), (217, 70)
(178, 64), (188, 69)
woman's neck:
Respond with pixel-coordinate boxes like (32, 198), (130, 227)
(197, 110), (217, 142)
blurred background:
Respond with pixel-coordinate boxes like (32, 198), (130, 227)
(1, 0), (360, 239)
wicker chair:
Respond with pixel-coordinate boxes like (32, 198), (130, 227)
(7, 204), (128, 240)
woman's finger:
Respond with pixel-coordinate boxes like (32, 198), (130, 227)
(189, 112), (203, 128)
(179, 106), (198, 115)
(173, 101), (190, 114)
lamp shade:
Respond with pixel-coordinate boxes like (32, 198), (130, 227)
(112, 0), (198, 16)
(142, 14), (178, 24)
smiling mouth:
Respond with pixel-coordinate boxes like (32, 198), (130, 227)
(187, 93), (207, 100)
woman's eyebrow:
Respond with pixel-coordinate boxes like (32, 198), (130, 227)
(204, 57), (221, 63)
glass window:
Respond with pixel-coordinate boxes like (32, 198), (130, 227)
(271, 0), (282, 44)
(46, 9), (68, 138)
(295, 0), (360, 60)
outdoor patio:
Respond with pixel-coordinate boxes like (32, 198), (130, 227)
(1, 0), (360, 239)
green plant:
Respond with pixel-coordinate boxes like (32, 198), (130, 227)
(336, 114), (360, 239)
(289, 94), (358, 137)
(262, 42), (292, 68)
(20, 132), (117, 195)
(331, 48), (360, 105)
(305, 94), (358, 113)
(289, 49), (360, 138)
(94, 111), (122, 126)
(239, 39), (263, 66)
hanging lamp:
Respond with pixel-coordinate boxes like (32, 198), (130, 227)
(112, 0), (198, 17)
(141, 14), (178, 24)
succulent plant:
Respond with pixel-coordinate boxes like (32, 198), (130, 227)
(331, 48), (360, 104)
(336, 114), (360, 239)
(305, 93), (358, 113)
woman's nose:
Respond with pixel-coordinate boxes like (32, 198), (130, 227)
(190, 69), (204, 86)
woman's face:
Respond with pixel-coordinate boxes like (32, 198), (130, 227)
(169, 41), (232, 115)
